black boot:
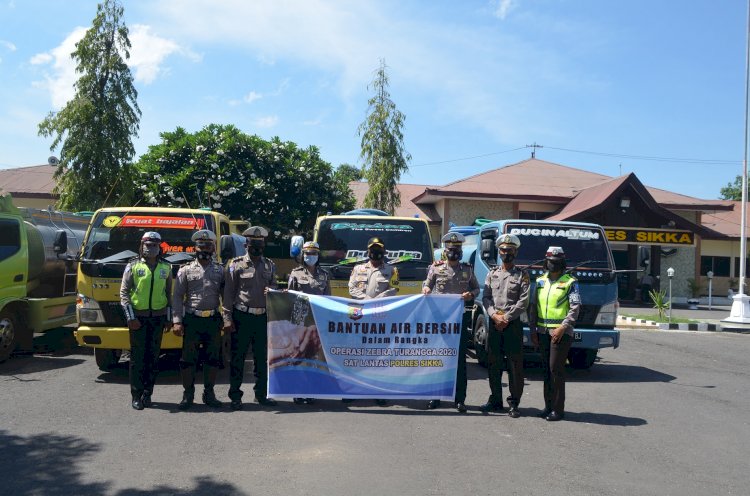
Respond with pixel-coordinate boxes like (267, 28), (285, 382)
(178, 392), (194, 410)
(427, 400), (441, 410)
(202, 367), (222, 408)
(179, 365), (195, 411)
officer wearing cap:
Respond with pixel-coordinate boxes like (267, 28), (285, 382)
(422, 232), (480, 413)
(348, 237), (399, 300)
(172, 229), (225, 410)
(120, 231), (173, 410)
(529, 246), (581, 422)
(480, 233), (529, 418)
(288, 241), (330, 405)
(348, 237), (399, 406)
(223, 226), (278, 410)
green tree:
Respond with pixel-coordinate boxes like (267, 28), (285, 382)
(134, 124), (355, 238)
(720, 175), (746, 200)
(38, 0), (140, 210)
(358, 59), (411, 215)
(335, 163), (364, 183)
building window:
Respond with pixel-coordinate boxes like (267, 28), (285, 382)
(518, 211), (547, 220)
(734, 257), (750, 278)
(700, 256), (730, 277)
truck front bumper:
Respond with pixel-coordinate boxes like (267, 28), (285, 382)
(75, 325), (183, 350)
(522, 327), (620, 349)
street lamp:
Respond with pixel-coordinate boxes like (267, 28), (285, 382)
(707, 271), (714, 310)
(667, 267), (675, 323)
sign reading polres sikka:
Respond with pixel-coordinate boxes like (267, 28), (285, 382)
(605, 227), (694, 246)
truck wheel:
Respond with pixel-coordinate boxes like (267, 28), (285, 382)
(568, 348), (597, 369)
(95, 348), (121, 371)
(0, 310), (19, 363)
(472, 317), (489, 368)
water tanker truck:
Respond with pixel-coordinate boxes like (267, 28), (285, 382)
(0, 194), (91, 362)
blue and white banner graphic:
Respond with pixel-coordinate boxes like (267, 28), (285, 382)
(267, 291), (464, 400)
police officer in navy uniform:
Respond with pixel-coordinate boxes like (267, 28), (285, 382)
(172, 229), (225, 410)
(288, 241), (330, 405)
(348, 237), (399, 406)
(120, 231), (173, 410)
(480, 233), (530, 418)
(223, 226), (278, 410)
(422, 232), (480, 413)
(530, 246), (581, 422)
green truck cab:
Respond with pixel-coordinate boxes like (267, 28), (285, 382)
(0, 194), (91, 362)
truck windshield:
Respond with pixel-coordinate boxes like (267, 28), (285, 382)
(506, 223), (612, 269)
(82, 211), (215, 261)
(316, 218), (432, 265)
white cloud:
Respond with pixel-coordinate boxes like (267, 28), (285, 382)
(129, 24), (195, 84)
(0, 39), (17, 51)
(146, 0), (603, 144)
(243, 91), (262, 104)
(30, 24), (198, 108)
(252, 115), (279, 128)
(492, 0), (515, 20)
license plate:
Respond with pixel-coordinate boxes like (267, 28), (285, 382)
(574, 332), (582, 341)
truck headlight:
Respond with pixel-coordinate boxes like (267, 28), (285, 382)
(77, 294), (105, 324)
(594, 301), (617, 326)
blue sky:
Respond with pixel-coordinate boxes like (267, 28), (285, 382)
(0, 0), (747, 199)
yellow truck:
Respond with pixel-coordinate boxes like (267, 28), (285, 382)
(311, 209), (434, 297)
(74, 206), (246, 371)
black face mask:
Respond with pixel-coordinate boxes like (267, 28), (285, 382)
(546, 259), (565, 272)
(196, 250), (213, 260)
(247, 240), (264, 257)
(446, 250), (462, 261)
(500, 251), (515, 264)
(369, 250), (385, 261)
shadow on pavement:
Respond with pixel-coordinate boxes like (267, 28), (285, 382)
(0, 430), (247, 496)
(562, 411), (648, 426)
(0, 356), (86, 377)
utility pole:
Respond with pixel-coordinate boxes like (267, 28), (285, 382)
(526, 142), (543, 159)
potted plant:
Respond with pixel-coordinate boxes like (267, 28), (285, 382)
(686, 277), (702, 309)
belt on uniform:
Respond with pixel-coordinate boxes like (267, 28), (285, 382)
(186, 308), (219, 318)
(234, 304), (266, 315)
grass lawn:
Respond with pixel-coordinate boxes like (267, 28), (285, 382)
(620, 313), (698, 324)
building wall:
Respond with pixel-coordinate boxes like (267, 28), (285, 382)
(10, 196), (57, 209)
(446, 199), (514, 228)
(660, 246), (696, 299)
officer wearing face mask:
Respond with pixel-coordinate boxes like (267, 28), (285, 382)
(348, 237), (399, 406)
(172, 230), (225, 410)
(480, 233), (529, 418)
(422, 232), (480, 413)
(223, 226), (278, 410)
(120, 231), (173, 410)
(348, 237), (399, 300)
(529, 246), (580, 422)
(288, 241), (330, 405)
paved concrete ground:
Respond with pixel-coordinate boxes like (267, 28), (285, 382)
(1, 327), (749, 496)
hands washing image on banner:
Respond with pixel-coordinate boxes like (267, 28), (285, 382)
(267, 291), (464, 400)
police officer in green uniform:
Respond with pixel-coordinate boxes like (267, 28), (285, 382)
(223, 226), (278, 410)
(288, 241), (330, 405)
(530, 246), (581, 422)
(120, 232), (173, 410)
(422, 232), (480, 413)
(480, 233), (529, 418)
(172, 230), (225, 410)
(348, 237), (399, 406)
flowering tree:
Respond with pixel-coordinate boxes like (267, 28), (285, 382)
(134, 124), (355, 239)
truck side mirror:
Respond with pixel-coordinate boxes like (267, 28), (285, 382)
(480, 238), (496, 262)
(219, 235), (235, 261)
(53, 230), (68, 254)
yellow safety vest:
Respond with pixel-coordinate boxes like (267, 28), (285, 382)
(131, 260), (170, 311)
(535, 273), (575, 328)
